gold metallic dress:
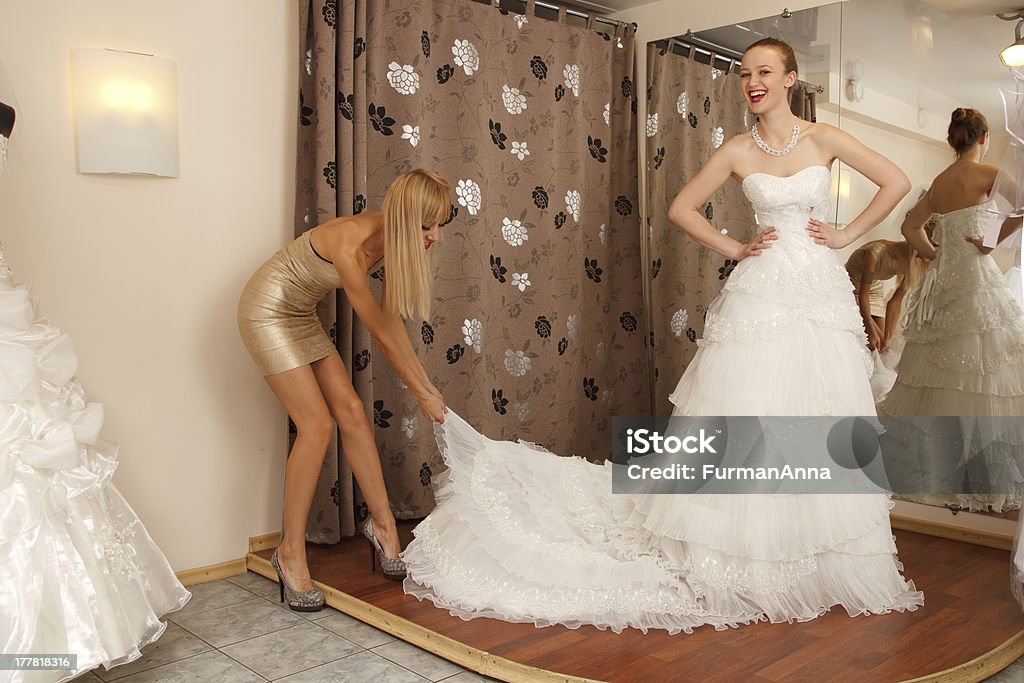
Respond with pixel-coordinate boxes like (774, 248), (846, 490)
(845, 242), (905, 318)
(237, 230), (343, 376)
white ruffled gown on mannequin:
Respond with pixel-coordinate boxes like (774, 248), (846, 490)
(401, 166), (922, 633)
(0, 236), (190, 681)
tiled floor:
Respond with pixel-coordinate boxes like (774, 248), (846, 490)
(67, 571), (1024, 682)
(71, 572), (496, 682)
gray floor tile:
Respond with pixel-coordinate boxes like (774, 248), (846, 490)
(172, 597), (306, 648)
(69, 672), (103, 681)
(313, 612), (395, 648)
(220, 622), (361, 680)
(227, 571), (281, 600)
(372, 640), (463, 681)
(96, 623), (212, 681)
(113, 650), (264, 682)
(439, 672), (500, 682)
(167, 580), (256, 620)
(275, 650), (428, 682)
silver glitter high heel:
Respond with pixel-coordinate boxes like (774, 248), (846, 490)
(361, 519), (406, 581)
(270, 548), (325, 612)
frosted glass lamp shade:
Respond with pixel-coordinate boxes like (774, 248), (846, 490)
(72, 48), (179, 177)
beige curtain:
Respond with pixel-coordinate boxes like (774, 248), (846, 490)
(645, 41), (755, 415)
(296, 0), (645, 543)
(789, 81), (817, 122)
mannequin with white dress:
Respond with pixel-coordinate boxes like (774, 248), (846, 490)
(0, 100), (191, 682)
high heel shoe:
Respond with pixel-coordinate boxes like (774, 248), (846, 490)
(270, 548), (325, 612)
(361, 519), (406, 581)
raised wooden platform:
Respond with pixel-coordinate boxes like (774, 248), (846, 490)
(248, 523), (1024, 682)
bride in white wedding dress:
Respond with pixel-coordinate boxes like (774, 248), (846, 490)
(402, 38), (923, 633)
(0, 115), (190, 681)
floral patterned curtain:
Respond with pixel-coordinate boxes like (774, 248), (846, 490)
(296, 0), (645, 543)
(645, 41), (756, 415)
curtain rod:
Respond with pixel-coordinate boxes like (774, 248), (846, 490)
(490, 0), (635, 30)
(661, 32), (824, 95)
(535, 0), (634, 29)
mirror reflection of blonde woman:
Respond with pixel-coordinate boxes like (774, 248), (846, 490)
(845, 239), (926, 353)
(237, 169), (450, 610)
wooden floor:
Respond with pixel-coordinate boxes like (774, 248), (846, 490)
(252, 523), (1024, 683)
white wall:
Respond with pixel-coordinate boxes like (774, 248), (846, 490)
(0, 1), (297, 571)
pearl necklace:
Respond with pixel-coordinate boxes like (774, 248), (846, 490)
(751, 122), (800, 157)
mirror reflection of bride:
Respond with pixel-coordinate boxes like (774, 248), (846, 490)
(880, 108), (1024, 515)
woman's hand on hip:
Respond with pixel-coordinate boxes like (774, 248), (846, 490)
(806, 219), (851, 249)
(964, 235), (993, 255)
(738, 227), (777, 259)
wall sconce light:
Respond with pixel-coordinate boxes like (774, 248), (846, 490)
(71, 47), (179, 177)
(831, 163), (853, 226)
(910, 14), (934, 56)
(846, 59), (864, 102)
(998, 11), (1024, 67)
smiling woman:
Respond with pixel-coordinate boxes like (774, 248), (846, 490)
(236, 168), (451, 610)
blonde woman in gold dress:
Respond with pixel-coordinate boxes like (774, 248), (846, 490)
(238, 169), (450, 610)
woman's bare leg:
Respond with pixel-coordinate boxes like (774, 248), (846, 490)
(311, 353), (401, 558)
(264, 364), (335, 591)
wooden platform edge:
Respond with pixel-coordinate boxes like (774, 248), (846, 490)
(891, 514), (1014, 551)
(249, 531), (283, 553)
(246, 551), (602, 683)
(175, 558), (247, 587)
(902, 629), (1024, 683)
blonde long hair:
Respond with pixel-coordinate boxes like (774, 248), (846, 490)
(890, 240), (927, 291)
(381, 169), (451, 320)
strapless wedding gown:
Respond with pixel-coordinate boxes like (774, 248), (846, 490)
(880, 202), (1024, 513)
(402, 166), (923, 634)
(0, 246), (190, 681)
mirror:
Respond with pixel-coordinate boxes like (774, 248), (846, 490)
(835, 0), (1022, 520)
(645, 0), (1023, 522)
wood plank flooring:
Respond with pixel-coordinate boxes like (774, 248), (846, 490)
(253, 524), (1024, 682)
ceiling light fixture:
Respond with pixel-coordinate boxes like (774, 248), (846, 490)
(998, 10), (1024, 67)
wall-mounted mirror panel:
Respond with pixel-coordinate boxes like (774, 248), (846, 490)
(645, 0), (1023, 523)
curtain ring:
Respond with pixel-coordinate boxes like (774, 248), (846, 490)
(557, 6), (566, 24)
(526, 0), (536, 16)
